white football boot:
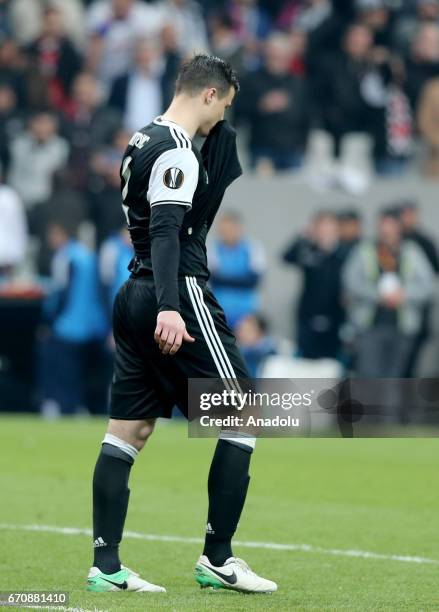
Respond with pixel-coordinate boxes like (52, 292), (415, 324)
(87, 564), (166, 592)
(195, 555), (277, 593)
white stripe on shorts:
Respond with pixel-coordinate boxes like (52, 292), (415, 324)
(189, 277), (243, 395)
(185, 276), (237, 393)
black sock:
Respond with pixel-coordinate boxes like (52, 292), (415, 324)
(92, 443), (133, 574)
(203, 439), (252, 566)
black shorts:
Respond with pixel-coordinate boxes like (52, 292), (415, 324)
(110, 275), (250, 420)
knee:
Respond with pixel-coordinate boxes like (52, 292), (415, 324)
(133, 420), (156, 450)
(107, 418), (156, 452)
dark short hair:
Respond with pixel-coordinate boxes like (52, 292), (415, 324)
(337, 209), (361, 222)
(253, 313), (269, 334)
(396, 198), (418, 212)
(175, 54), (239, 98)
(379, 206), (401, 221)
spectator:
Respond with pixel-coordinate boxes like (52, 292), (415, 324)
(208, 211), (265, 329)
(405, 22), (439, 110)
(65, 72), (120, 192)
(0, 38), (27, 109)
(316, 23), (374, 143)
(227, 0), (272, 45)
(85, 0), (163, 86)
(237, 32), (309, 173)
(224, 0), (272, 70)
(301, 0), (347, 76)
(88, 128), (130, 245)
(158, 0), (209, 56)
(9, 0), (86, 48)
(337, 209), (363, 260)
(355, 0), (394, 48)
(25, 7), (83, 114)
(296, 0), (333, 32)
(236, 313), (277, 377)
(417, 76), (439, 177)
(0, 0), (12, 41)
(108, 39), (164, 133)
(343, 209), (434, 385)
(398, 200), (439, 377)
(282, 210), (345, 360)
(393, 0), (439, 58)
(99, 226), (133, 321)
(287, 28), (307, 77)
(398, 200), (439, 272)
(417, 0), (439, 22)
(40, 220), (109, 417)
(318, 22), (413, 174)
(44, 174), (88, 269)
(7, 112), (69, 239)
(159, 24), (184, 108)
(0, 181), (27, 277)
(0, 83), (25, 174)
(209, 13), (246, 75)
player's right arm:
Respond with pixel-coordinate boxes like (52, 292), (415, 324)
(150, 204), (195, 354)
(147, 147), (198, 355)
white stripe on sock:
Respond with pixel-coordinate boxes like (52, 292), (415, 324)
(219, 429), (256, 450)
(102, 433), (139, 461)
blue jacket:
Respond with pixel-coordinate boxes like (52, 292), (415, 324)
(99, 234), (133, 315)
(45, 240), (107, 342)
(209, 238), (265, 328)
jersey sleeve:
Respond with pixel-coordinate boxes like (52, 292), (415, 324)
(147, 147), (199, 210)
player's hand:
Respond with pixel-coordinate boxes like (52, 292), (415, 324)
(154, 310), (195, 355)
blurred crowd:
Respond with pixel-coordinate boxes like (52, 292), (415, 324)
(281, 201), (438, 377)
(210, 201), (437, 374)
(1, 0), (439, 266)
(1, 0), (439, 419)
(218, 200), (439, 423)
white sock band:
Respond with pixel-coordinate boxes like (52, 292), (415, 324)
(219, 430), (256, 451)
(102, 433), (139, 461)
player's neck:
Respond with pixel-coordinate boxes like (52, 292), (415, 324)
(161, 97), (200, 139)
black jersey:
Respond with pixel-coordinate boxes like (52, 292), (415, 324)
(120, 116), (211, 279)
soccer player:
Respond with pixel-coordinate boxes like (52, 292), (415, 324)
(87, 54), (277, 595)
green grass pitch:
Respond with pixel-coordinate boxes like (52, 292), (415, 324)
(0, 415), (438, 611)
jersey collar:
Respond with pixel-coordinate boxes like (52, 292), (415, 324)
(153, 116), (192, 142)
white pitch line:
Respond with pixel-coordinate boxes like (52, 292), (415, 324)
(1, 523), (438, 566)
(26, 608), (106, 612)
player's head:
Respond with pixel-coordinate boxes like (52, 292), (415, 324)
(174, 54), (239, 136)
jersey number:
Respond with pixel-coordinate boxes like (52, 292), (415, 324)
(121, 155), (132, 225)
